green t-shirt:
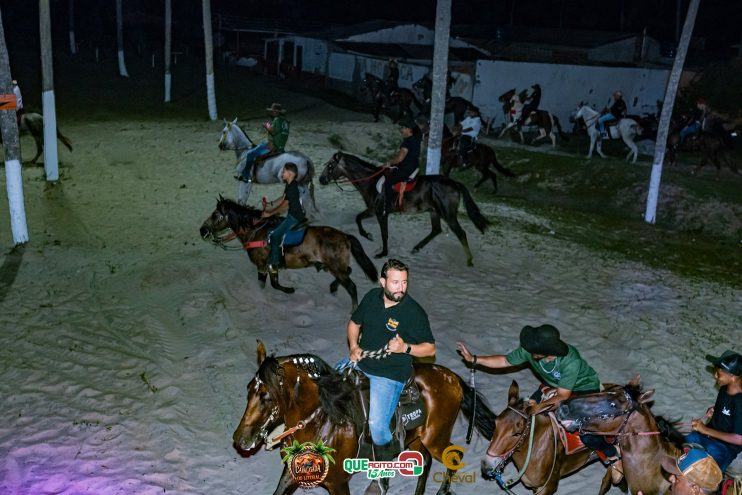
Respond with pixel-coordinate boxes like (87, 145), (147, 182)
(269, 116), (289, 152)
(505, 344), (600, 392)
(351, 288), (434, 382)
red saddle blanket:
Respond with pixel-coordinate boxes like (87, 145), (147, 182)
(393, 180), (416, 193)
(548, 413), (587, 455)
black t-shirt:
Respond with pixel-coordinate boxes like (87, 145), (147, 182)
(709, 386), (742, 455)
(283, 180), (305, 222)
(351, 287), (434, 382)
(397, 133), (422, 177)
(610, 100), (627, 119)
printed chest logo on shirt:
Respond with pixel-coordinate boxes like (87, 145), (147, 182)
(721, 406), (731, 416)
(386, 318), (399, 332)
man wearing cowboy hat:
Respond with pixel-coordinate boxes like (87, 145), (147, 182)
(457, 324), (623, 479)
(236, 102), (290, 183)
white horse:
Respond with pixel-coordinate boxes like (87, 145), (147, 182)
(498, 94), (525, 143)
(218, 118), (317, 212)
(572, 105), (640, 163)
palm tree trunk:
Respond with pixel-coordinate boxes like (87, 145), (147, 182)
(644, 0), (700, 224)
(425, 0), (452, 175)
(164, 0), (172, 102)
(202, 0), (217, 120)
(68, 0), (76, 54)
(116, 0), (129, 77)
(40, 0), (59, 181)
(0, 7), (29, 244)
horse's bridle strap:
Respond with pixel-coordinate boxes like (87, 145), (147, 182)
(243, 240), (267, 249)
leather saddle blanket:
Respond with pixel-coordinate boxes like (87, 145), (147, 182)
(392, 180), (416, 193)
(548, 412), (587, 455)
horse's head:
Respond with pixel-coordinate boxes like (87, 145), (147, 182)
(498, 88), (516, 103)
(481, 381), (532, 481)
(556, 379), (652, 434)
(200, 196), (263, 243)
(319, 151), (348, 185)
(232, 341), (285, 454)
(199, 195), (234, 241)
(218, 118), (253, 152)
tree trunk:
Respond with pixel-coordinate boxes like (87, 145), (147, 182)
(164, 0), (171, 102)
(40, 0), (59, 181)
(425, 0), (452, 175)
(116, 0), (129, 77)
(644, 0), (700, 224)
(0, 7), (29, 244)
(68, 0), (76, 54)
(202, 0), (217, 120)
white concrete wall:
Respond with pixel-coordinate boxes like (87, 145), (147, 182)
(472, 60), (669, 127)
(328, 52), (355, 81)
(295, 37), (328, 74)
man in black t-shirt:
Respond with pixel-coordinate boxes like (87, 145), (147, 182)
(382, 119), (422, 214)
(343, 259), (435, 490)
(262, 163), (306, 273)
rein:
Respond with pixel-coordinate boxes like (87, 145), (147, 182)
(492, 408), (537, 493)
(330, 164), (388, 191)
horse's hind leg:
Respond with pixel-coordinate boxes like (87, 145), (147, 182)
(258, 271), (267, 289)
(474, 170), (489, 189)
(444, 215), (474, 267)
(488, 169), (499, 192)
(411, 211), (442, 255)
(269, 272), (295, 294)
(29, 136), (43, 164)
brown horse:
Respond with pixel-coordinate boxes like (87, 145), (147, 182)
(481, 380), (616, 495)
(318, 152), (489, 266)
(360, 73), (421, 123)
(199, 197), (378, 310)
(523, 110), (570, 148)
(232, 341), (494, 495)
(441, 136), (515, 192)
(9, 112), (74, 164)
(666, 116), (738, 176)
(556, 377), (685, 495)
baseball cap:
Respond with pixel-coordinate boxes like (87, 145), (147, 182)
(705, 350), (742, 376)
(676, 448), (722, 491)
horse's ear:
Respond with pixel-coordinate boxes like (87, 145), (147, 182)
(507, 380), (520, 405)
(218, 193), (224, 202)
(658, 451), (682, 477)
(638, 389), (654, 404)
(232, 117), (238, 125)
(223, 118), (228, 124)
(628, 374), (641, 388)
(256, 340), (267, 366)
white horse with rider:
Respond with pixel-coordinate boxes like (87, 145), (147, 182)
(218, 118), (317, 213)
(572, 104), (641, 163)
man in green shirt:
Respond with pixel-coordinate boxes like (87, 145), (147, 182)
(457, 324), (618, 463)
(236, 102), (290, 183)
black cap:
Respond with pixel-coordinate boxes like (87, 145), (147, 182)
(519, 324), (568, 357)
(398, 118), (418, 130)
(706, 350), (742, 376)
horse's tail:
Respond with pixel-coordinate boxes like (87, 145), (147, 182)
(453, 181), (489, 233)
(301, 157), (319, 213)
(348, 234), (378, 281)
(458, 376), (496, 441)
(552, 115), (570, 142)
(57, 129), (73, 152)
(489, 149), (515, 177)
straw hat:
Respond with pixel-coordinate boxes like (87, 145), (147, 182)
(266, 103), (286, 114)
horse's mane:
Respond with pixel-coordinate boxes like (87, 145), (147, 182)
(623, 382), (685, 449)
(217, 198), (283, 229)
(259, 354), (361, 428)
(340, 153), (382, 172)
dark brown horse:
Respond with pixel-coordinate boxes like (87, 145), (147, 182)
(523, 110), (570, 148)
(232, 341), (494, 495)
(441, 136), (515, 192)
(412, 74), (458, 116)
(318, 152), (489, 266)
(199, 197), (378, 310)
(10, 112), (73, 164)
(666, 115), (738, 176)
(556, 377), (685, 495)
(480, 381), (617, 495)
(360, 73), (420, 123)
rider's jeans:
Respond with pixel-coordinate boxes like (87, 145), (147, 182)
(679, 122), (700, 143)
(268, 214), (299, 266)
(597, 114), (616, 133)
(334, 357), (404, 445)
(685, 431), (738, 472)
(239, 142), (270, 181)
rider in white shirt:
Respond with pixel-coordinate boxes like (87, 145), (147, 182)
(12, 79), (23, 125)
(458, 105), (482, 168)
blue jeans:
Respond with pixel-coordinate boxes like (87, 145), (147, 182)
(268, 214), (299, 266)
(685, 431), (738, 472)
(597, 114), (616, 133)
(334, 357), (404, 445)
(239, 142), (270, 181)
(679, 122), (700, 143)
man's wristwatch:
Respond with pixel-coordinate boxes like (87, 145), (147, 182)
(405, 345), (412, 355)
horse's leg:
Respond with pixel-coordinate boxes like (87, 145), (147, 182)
(587, 134), (595, 159)
(374, 212), (389, 259)
(258, 271), (267, 289)
(409, 441), (433, 495)
(474, 171), (489, 189)
(550, 131), (557, 148)
(622, 133), (638, 163)
(488, 169), (499, 192)
(356, 208), (375, 241)
(269, 271), (295, 294)
(271, 465), (299, 495)
(597, 467), (614, 495)
(498, 122), (512, 138)
(411, 211), (442, 255)
(596, 138), (607, 159)
(331, 267), (359, 311)
(29, 134), (43, 164)
(443, 213), (474, 267)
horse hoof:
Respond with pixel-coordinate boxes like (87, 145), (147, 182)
(362, 233), (373, 241)
(283, 288), (295, 294)
(411, 247), (420, 254)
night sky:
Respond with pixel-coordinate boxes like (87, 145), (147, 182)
(1, 0), (741, 56)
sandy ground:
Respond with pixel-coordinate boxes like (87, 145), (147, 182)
(0, 87), (740, 495)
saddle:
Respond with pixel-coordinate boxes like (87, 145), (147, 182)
(267, 223), (307, 248)
(346, 368), (427, 456)
(548, 413), (587, 455)
(254, 150), (283, 167)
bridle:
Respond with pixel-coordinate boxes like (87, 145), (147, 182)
(203, 207), (271, 251)
(218, 123), (254, 153)
(323, 153), (387, 191)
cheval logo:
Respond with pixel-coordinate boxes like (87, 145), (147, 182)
(281, 440), (336, 488)
(433, 445), (476, 484)
(343, 450), (424, 479)
(385, 318), (399, 332)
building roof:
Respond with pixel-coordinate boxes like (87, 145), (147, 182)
(297, 20), (423, 41)
(333, 41), (485, 62)
(454, 25), (640, 49)
(214, 14), (336, 35)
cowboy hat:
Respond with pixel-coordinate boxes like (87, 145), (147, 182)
(520, 324), (568, 357)
(266, 103), (286, 114)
